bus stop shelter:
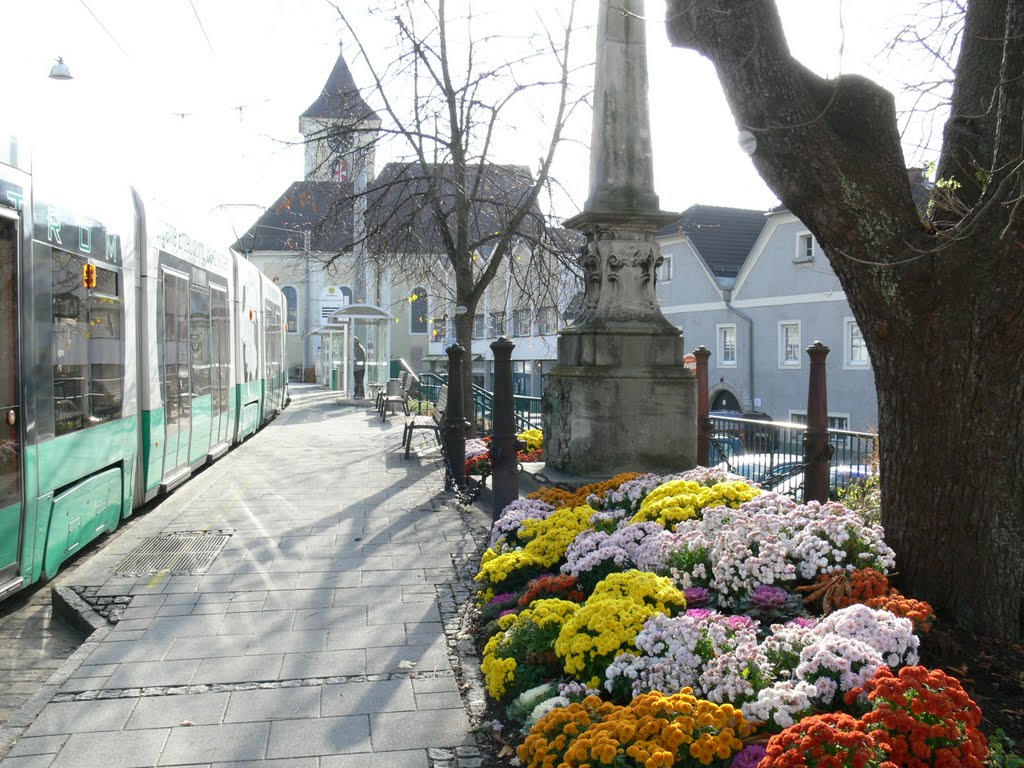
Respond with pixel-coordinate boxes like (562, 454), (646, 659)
(306, 303), (390, 398)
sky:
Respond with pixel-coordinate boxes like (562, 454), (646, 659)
(6, 0), (942, 246)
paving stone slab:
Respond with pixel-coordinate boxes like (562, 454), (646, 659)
(265, 714), (371, 759)
(159, 721), (269, 765)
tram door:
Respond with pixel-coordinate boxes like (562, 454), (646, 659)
(0, 212), (23, 592)
(210, 286), (230, 446)
(160, 269), (191, 477)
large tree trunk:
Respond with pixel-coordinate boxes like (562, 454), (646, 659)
(872, 236), (1024, 641)
(665, 0), (1024, 640)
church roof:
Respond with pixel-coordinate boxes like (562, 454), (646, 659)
(364, 161), (544, 255)
(658, 204), (766, 278)
(232, 180), (354, 254)
(300, 45), (380, 124)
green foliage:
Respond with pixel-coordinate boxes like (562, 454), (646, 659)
(506, 682), (560, 724)
(987, 729), (1024, 768)
(838, 475), (882, 526)
(663, 545), (713, 586)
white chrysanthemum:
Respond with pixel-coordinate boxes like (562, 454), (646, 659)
(813, 604), (919, 667)
(742, 679), (820, 729)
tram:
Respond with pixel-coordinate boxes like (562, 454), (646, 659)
(0, 138), (286, 601)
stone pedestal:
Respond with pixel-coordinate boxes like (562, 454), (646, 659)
(543, 328), (697, 476)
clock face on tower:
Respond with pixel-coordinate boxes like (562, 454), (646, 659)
(326, 133), (354, 182)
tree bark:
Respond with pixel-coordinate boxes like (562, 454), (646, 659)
(666, 0), (1024, 640)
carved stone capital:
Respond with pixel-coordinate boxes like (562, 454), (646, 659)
(574, 233), (671, 329)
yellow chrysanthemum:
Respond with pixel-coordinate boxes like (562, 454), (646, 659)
(553, 572), (685, 684)
(631, 479), (761, 526)
(518, 428), (544, 453)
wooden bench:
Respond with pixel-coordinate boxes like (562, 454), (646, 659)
(404, 384), (447, 459)
(378, 371), (410, 421)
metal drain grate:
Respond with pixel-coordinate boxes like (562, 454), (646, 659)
(115, 531), (231, 576)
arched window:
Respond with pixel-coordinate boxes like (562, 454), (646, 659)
(282, 286), (298, 333)
(410, 287), (428, 334)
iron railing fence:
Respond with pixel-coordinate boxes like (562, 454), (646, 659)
(415, 372), (542, 433)
(407, 377), (877, 500)
(708, 415), (877, 502)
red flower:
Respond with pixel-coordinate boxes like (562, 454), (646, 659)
(847, 666), (988, 768)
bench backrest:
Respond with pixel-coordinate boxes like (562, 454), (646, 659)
(386, 371), (407, 397)
(433, 385), (448, 425)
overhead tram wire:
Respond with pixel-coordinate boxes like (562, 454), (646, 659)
(77, 0), (129, 56)
(188, 0), (216, 55)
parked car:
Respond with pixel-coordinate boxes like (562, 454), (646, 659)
(774, 464), (878, 500)
(708, 433), (746, 464)
(716, 452), (804, 489)
(709, 410), (778, 452)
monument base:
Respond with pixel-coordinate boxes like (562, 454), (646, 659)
(542, 329), (697, 476)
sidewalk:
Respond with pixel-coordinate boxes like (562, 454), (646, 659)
(0, 384), (494, 768)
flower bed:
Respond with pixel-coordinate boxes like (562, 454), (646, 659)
(465, 430), (545, 477)
(472, 466), (1014, 767)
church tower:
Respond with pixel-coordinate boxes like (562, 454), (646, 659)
(299, 43), (380, 189)
(299, 43), (381, 308)
(235, 43), (385, 385)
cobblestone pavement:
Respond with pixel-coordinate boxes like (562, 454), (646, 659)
(0, 384), (496, 767)
(0, 585), (83, 726)
(0, 459), (237, 729)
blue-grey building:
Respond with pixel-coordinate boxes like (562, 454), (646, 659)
(656, 205), (877, 432)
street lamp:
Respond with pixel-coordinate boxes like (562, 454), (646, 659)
(49, 58), (73, 80)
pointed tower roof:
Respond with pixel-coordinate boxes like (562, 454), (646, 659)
(300, 44), (380, 123)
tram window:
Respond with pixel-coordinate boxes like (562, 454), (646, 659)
(51, 251), (123, 435)
(189, 286), (211, 397)
(88, 275), (123, 423)
(0, 219), (20, 509)
(94, 265), (117, 296)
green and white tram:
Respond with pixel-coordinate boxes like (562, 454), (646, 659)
(0, 140), (286, 601)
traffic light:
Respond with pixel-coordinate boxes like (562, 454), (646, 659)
(82, 263), (96, 289)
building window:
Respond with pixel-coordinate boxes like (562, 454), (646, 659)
(490, 311), (506, 337)
(717, 324), (737, 367)
(512, 360), (530, 395)
(282, 286), (298, 333)
(472, 313), (485, 339)
(795, 232), (815, 263)
(536, 306), (557, 336)
(513, 308), (531, 337)
(430, 314), (447, 342)
(779, 321), (801, 367)
(844, 318), (869, 368)
(410, 287), (428, 334)
(658, 255), (673, 284)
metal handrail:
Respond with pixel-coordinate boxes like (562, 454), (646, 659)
(415, 371), (542, 432)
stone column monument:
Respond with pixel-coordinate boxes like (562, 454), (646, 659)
(542, 0), (697, 476)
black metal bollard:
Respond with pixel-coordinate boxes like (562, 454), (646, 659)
(490, 337), (518, 520)
(804, 341), (831, 503)
(694, 345), (712, 466)
(444, 343), (467, 491)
